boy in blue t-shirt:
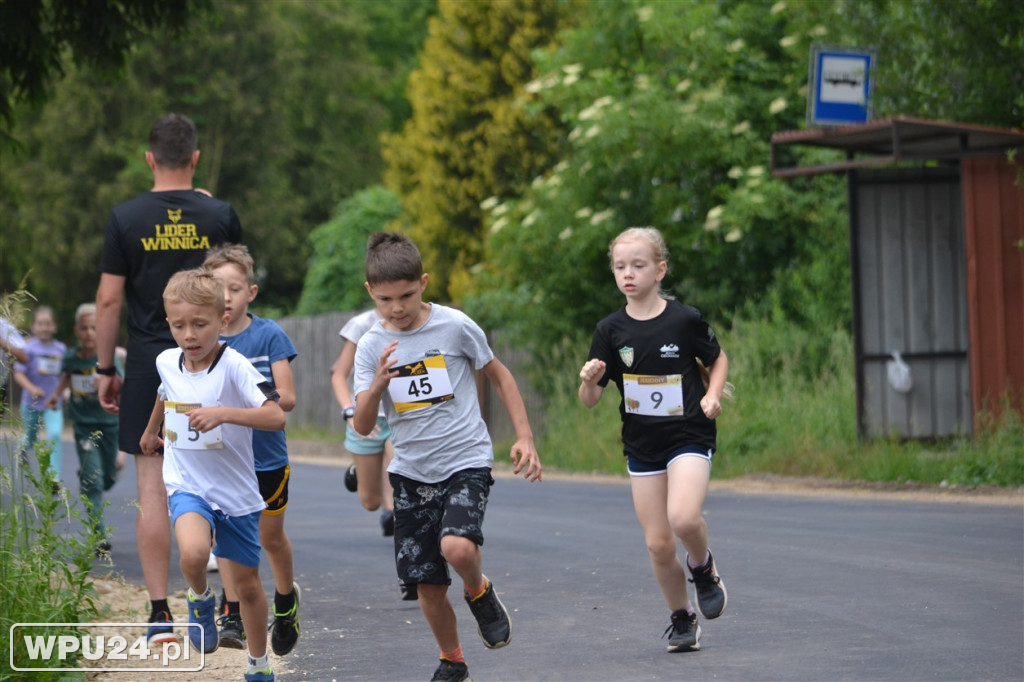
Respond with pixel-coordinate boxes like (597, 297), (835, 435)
(203, 244), (301, 657)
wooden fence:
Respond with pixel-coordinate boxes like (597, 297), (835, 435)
(277, 312), (547, 445)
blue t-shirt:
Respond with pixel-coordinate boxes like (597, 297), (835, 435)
(221, 314), (297, 471)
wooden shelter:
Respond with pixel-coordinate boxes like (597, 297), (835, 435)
(771, 117), (1024, 439)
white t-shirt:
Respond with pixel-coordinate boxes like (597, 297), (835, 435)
(0, 317), (26, 386)
(339, 309), (386, 418)
(156, 344), (272, 517)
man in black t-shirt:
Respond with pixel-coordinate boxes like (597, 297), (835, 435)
(95, 113), (242, 644)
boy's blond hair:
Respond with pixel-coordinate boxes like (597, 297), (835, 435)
(203, 243), (255, 284)
(163, 269), (226, 315)
(74, 303), (96, 327)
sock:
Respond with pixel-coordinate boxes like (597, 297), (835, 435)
(150, 599), (170, 618)
(687, 552), (711, 570)
(440, 645), (465, 664)
(274, 589), (295, 614)
(226, 600), (241, 616)
(247, 653), (270, 671)
(189, 585), (211, 601)
(464, 576), (489, 601)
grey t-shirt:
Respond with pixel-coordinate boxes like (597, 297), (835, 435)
(354, 304), (494, 483)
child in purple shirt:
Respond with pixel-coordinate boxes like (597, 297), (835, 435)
(14, 306), (67, 487)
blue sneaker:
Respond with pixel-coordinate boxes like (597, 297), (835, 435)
(187, 587), (219, 653)
(244, 665), (274, 681)
(146, 610), (176, 647)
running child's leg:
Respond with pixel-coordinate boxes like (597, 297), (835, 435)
(221, 560), (269, 659)
(667, 455), (726, 620)
(630, 473), (692, 613)
(666, 456), (711, 563)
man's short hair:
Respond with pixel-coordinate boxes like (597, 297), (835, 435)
(203, 243), (255, 284)
(163, 269), (225, 315)
(149, 114), (198, 168)
(365, 232), (423, 285)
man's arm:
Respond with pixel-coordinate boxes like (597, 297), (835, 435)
(95, 273), (125, 412)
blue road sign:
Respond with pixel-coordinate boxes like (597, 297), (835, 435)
(808, 45), (874, 126)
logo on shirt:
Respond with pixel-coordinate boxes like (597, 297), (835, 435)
(168, 208), (182, 223)
(618, 346), (634, 367)
(660, 343), (680, 358)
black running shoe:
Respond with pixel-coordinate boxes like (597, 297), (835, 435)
(270, 582), (300, 656)
(464, 576), (511, 649)
(400, 582), (418, 601)
(344, 464), (358, 492)
(431, 659), (471, 682)
(688, 551), (727, 619)
(663, 609), (701, 652)
(218, 611), (246, 649)
(380, 510), (395, 536)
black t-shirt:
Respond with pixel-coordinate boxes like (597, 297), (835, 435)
(587, 299), (722, 461)
(100, 189), (242, 377)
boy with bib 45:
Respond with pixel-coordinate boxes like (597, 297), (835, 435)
(352, 232), (542, 682)
(140, 269), (284, 682)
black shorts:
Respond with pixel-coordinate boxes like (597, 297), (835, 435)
(257, 465), (290, 515)
(389, 467), (494, 586)
(119, 374), (161, 454)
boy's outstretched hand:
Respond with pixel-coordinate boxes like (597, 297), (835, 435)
(510, 437), (542, 482)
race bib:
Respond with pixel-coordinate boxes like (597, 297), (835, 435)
(388, 355), (455, 414)
(164, 401), (223, 450)
(623, 374), (684, 417)
(70, 373), (97, 395)
(37, 355), (61, 375)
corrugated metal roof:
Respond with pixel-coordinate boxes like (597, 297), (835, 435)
(771, 116), (1024, 177)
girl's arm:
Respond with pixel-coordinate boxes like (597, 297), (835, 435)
(482, 357), (542, 481)
(13, 369), (43, 399)
(270, 358), (296, 412)
(578, 358), (606, 408)
(699, 350), (729, 420)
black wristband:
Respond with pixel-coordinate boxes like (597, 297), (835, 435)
(95, 365), (117, 376)
(343, 406), (355, 421)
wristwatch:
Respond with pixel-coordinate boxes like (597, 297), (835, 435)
(95, 365), (117, 376)
(343, 406), (356, 421)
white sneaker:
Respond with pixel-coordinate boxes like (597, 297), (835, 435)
(207, 553), (219, 572)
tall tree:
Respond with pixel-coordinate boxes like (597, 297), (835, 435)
(0, 0), (204, 149)
(381, 0), (581, 302)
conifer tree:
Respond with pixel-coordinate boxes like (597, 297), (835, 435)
(382, 0), (580, 302)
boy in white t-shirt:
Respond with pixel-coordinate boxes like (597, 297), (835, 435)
(140, 269), (285, 682)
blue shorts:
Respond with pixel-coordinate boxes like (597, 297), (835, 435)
(345, 416), (392, 455)
(168, 492), (262, 567)
(627, 445), (714, 476)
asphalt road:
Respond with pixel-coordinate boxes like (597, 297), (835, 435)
(24, 437), (1024, 681)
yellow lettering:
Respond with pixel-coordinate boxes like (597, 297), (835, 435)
(138, 235), (213, 251)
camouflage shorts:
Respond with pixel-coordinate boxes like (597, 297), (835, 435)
(389, 467), (494, 585)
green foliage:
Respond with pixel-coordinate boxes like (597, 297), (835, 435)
(839, 0), (1024, 126)
(466, 0), (851, 366)
(0, 0), (431, 334)
(1, 293), (103, 676)
(0, 0), (204, 148)
(382, 0), (581, 302)
(297, 185), (404, 315)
